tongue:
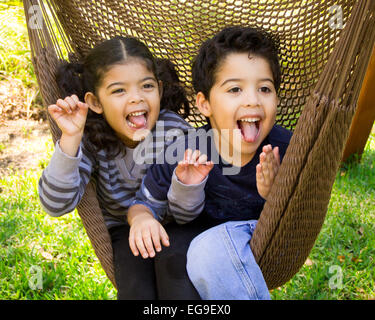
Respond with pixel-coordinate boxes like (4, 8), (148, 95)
(239, 121), (258, 143)
(128, 114), (146, 128)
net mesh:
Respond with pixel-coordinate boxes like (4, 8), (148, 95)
(30, 0), (355, 129)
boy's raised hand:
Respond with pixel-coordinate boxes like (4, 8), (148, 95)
(175, 149), (214, 185)
(48, 94), (89, 137)
(256, 144), (280, 200)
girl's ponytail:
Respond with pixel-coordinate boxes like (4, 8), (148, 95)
(155, 58), (190, 118)
(56, 60), (86, 101)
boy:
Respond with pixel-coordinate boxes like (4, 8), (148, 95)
(128, 26), (292, 299)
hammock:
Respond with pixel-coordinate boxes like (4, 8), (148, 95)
(23, 0), (375, 290)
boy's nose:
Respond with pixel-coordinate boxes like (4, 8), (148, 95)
(244, 90), (260, 107)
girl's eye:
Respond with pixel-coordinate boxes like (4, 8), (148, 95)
(228, 87), (241, 93)
(112, 88), (125, 94)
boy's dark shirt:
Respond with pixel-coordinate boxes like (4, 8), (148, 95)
(142, 123), (292, 224)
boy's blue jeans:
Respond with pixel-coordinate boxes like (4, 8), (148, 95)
(186, 220), (271, 300)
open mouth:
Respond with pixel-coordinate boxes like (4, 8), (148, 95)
(237, 117), (260, 143)
(126, 110), (148, 130)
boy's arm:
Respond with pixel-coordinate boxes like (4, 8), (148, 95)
(167, 168), (208, 224)
(135, 149), (213, 225)
(168, 149), (213, 224)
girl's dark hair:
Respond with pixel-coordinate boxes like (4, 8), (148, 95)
(192, 26), (281, 99)
(56, 36), (190, 157)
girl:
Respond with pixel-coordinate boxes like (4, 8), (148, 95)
(38, 36), (199, 299)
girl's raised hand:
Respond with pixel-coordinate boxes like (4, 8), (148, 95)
(256, 144), (280, 200)
(48, 95), (89, 137)
(175, 149), (214, 185)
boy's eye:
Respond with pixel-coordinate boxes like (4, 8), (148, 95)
(228, 87), (241, 93)
(143, 83), (155, 89)
(260, 86), (271, 93)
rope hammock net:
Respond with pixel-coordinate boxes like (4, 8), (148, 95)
(23, 0), (375, 290)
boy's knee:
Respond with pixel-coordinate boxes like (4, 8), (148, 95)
(186, 224), (227, 283)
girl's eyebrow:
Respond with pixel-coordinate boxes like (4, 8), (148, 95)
(106, 77), (156, 90)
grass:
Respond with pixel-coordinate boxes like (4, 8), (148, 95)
(271, 129), (375, 300)
(0, 141), (116, 299)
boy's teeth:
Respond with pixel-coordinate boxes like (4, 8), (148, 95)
(240, 118), (260, 123)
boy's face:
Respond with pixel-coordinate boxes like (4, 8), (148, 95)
(197, 52), (278, 166)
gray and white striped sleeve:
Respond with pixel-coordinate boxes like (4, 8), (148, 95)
(38, 141), (94, 217)
(167, 168), (207, 224)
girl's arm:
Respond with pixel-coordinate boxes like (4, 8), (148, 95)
(38, 95), (93, 216)
(127, 204), (170, 259)
(38, 139), (95, 217)
(48, 95), (89, 157)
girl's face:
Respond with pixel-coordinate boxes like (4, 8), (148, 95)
(197, 53), (278, 166)
(91, 60), (161, 147)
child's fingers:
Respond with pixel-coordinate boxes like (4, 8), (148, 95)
(272, 147), (280, 175)
(159, 225), (170, 247)
(71, 94), (80, 104)
(190, 149), (201, 164)
(197, 153), (208, 164)
(150, 224), (162, 253)
(273, 146), (280, 164)
(128, 229), (139, 257)
(77, 101), (89, 117)
(56, 98), (72, 114)
(256, 163), (264, 184)
(65, 96), (78, 111)
(141, 228), (155, 258)
(135, 230), (149, 259)
(184, 149), (192, 163)
(266, 151), (276, 179)
(261, 157), (270, 182)
(48, 104), (62, 116)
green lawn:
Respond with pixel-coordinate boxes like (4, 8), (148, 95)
(0, 129), (373, 300)
(0, 1), (374, 300)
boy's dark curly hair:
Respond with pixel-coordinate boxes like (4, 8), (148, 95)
(192, 26), (281, 99)
(56, 36), (190, 158)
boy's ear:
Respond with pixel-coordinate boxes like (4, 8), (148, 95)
(158, 80), (163, 100)
(196, 92), (212, 117)
(84, 92), (103, 114)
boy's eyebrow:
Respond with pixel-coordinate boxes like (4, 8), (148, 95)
(106, 77), (156, 90)
(220, 78), (274, 87)
(260, 78), (274, 84)
(220, 78), (241, 87)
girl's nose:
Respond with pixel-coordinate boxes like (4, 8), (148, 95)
(129, 89), (144, 103)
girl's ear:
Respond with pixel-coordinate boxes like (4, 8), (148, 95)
(196, 92), (212, 117)
(85, 92), (103, 114)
